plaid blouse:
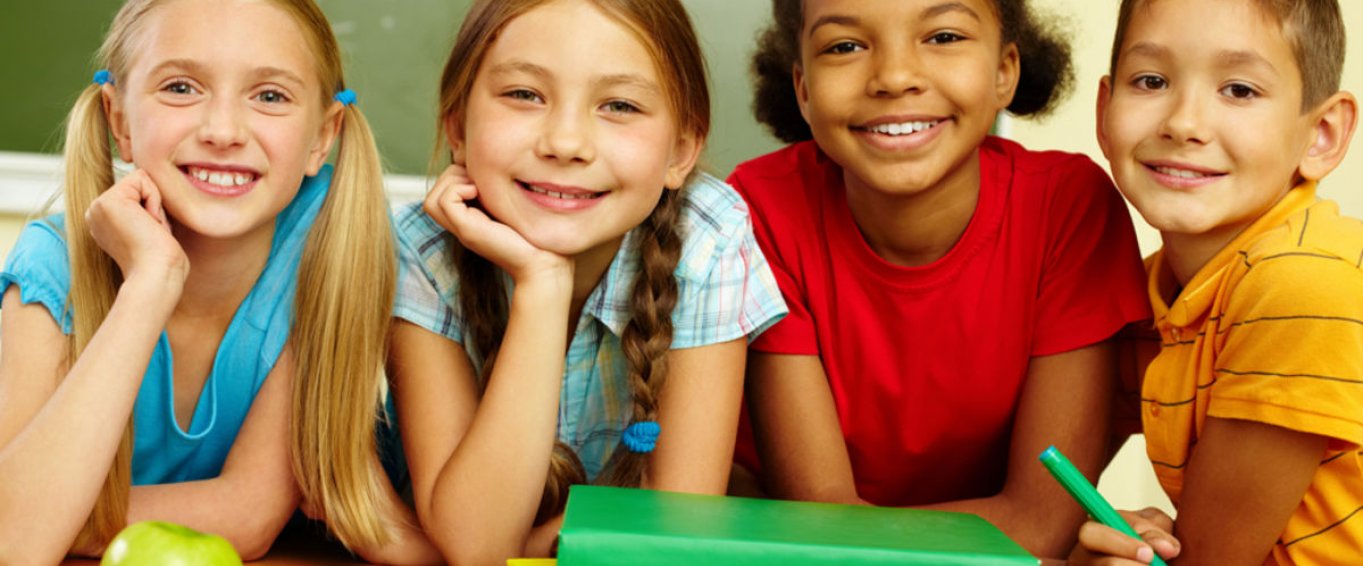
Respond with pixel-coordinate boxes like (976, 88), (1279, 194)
(393, 172), (787, 479)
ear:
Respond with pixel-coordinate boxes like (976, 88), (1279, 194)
(1297, 91), (1358, 182)
(305, 100), (346, 175)
(443, 113), (467, 166)
(994, 42), (1021, 110)
(793, 63), (813, 127)
(1095, 76), (1115, 160)
(102, 84), (134, 163)
(663, 129), (703, 190)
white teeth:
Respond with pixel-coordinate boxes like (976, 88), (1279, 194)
(867, 120), (940, 136)
(188, 167), (254, 187)
(1154, 166), (1210, 179)
(526, 184), (596, 200)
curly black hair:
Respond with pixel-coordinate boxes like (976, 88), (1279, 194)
(751, 0), (1074, 143)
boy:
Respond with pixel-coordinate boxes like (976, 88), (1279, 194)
(1077, 0), (1361, 564)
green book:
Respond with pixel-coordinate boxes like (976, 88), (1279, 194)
(558, 486), (1038, 565)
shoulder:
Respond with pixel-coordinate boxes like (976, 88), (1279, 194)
(727, 141), (827, 203)
(392, 200), (451, 261)
(984, 136), (1113, 193)
(1237, 200), (1363, 292)
(1, 214), (74, 333)
(5, 215), (70, 270)
(674, 172), (754, 282)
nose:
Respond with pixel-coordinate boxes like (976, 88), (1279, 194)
(535, 104), (596, 165)
(1158, 88), (1212, 146)
(867, 44), (925, 97)
(197, 94), (248, 149)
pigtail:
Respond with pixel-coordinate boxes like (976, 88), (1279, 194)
(592, 189), (683, 489)
(292, 102), (395, 551)
(751, 0), (809, 143)
(62, 82), (133, 550)
(998, 0), (1074, 118)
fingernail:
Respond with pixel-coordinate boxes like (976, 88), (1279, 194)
(1136, 546), (1154, 562)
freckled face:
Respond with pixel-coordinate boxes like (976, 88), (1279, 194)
(452, 0), (699, 260)
(109, 0), (338, 242)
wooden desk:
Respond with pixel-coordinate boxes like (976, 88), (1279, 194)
(62, 520), (367, 565)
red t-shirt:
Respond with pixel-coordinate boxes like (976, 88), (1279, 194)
(729, 137), (1150, 506)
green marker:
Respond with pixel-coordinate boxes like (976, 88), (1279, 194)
(1040, 446), (1168, 566)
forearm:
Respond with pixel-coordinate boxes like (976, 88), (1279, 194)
(0, 277), (179, 563)
(425, 276), (570, 565)
(127, 477), (297, 560)
(347, 479), (442, 566)
(920, 490), (1086, 559)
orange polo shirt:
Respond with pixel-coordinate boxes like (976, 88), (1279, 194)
(1143, 182), (1363, 564)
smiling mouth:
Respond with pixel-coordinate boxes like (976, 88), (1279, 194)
(181, 165), (259, 188)
(517, 180), (604, 200)
(1147, 164), (1224, 179)
(854, 119), (944, 136)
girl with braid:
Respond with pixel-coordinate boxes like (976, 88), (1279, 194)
(387, 0), (787, 563)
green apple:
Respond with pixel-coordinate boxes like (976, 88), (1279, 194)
(100, 520), (243, 566)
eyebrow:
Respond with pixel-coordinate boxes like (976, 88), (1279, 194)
(921, 2), (981, 22)
(593, 73), (660, 96)
(1122, 42), (1279, 74)
(1122, 41), (1171, 62)
(488, 60), (660, 96)
(806, 14), (860, 38)
(1214, 49), (1278, 75)
(487, 60), (552, 81)
(807, 2), (980, 38)
(144, 59), (307, 88)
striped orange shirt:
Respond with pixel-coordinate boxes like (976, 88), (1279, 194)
(1143, 182), (1363, 565)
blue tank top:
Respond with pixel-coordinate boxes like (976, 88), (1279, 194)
(1, 167), (329, 484)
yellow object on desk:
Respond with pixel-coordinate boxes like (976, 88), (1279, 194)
(507, 560), (556, 566)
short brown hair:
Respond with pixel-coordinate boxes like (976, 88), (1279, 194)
(1109, 0), (1346, 111)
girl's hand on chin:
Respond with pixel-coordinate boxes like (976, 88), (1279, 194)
(424, 164), (571, 283)
(86, 169), (189, 289)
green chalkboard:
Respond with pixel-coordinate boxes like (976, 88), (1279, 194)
(0, 0), (781, 177)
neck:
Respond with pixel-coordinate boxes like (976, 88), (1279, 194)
(843, 152), (981, 267)
(171, 222), (276, 318)
(567, 235), (626, 326)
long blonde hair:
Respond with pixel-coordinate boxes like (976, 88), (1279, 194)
(62, 0), (395, 551)
(434, 0), (711, 523)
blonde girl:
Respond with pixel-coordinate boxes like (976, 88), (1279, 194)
(388, 0), (787, 563)
(0, 0), (435, 563)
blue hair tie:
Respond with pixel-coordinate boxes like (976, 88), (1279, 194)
(334, 89), (357, 106)
(92, 69), (113, 86)
(621, 421), (660, 454)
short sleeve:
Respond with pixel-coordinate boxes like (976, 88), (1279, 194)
(0, 216), (74, 334)
(670, 176), (787, 349)
(1031, 158), (1150, 355)
(391, 204), (464, 343)
(726, 170), (818, 356)
(1210, 254), (1363, 447)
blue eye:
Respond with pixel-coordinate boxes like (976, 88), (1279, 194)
(505, 89), (544, 103)
(257, 90), (289, 104)
(603, 100), (640, 114)
(164, 81), (197, 95)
